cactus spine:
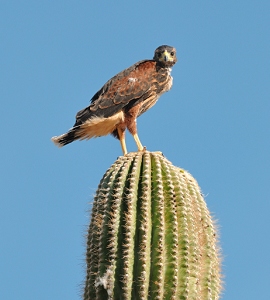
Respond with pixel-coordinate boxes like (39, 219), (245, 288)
(84, 151), (222, 299)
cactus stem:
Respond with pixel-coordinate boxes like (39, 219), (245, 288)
(84, 152), (222, 299)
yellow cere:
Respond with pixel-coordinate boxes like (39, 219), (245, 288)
(161, 50), (174, 62)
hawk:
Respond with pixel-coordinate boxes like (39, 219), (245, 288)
(51, 45), (177, 155)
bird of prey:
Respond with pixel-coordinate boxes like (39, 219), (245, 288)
(51, 45), (177, 155)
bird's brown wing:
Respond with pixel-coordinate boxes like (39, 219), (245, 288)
(74, 60), (157, 126)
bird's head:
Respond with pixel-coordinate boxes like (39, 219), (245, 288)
(153, 45), (177, 67)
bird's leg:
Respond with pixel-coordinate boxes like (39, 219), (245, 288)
(117, 126), (127, 155)
(133, 133), (144, 152)
(125, 107), (145, 152)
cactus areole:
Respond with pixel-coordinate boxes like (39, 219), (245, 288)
(84, 151), (221, 300)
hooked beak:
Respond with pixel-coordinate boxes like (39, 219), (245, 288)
(164, 50), (169, 61)
(162, 50), (173, 62)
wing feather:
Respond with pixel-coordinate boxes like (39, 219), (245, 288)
(74, 60), (157, 126)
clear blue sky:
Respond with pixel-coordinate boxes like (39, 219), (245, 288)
(1, 1), (269, 299)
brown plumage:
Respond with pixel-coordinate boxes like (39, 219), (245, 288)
(51, 45), (177, 155)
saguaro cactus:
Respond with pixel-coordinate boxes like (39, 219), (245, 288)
(84, 151), (222, 300)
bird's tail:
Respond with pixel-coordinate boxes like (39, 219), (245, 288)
(51, 114), (121, 147)
(51, 126), (81, 147)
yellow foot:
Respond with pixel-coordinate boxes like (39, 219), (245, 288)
(138, 146), (147, 152)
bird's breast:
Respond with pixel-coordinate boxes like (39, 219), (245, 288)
(165, 75), (173, 92)
(155, 67), (173, 94)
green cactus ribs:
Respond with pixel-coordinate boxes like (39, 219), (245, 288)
(84, 151), (222, 300)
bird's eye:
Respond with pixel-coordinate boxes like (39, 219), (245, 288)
(170, 52), (174, 56)
(157, 53), (162, 58)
